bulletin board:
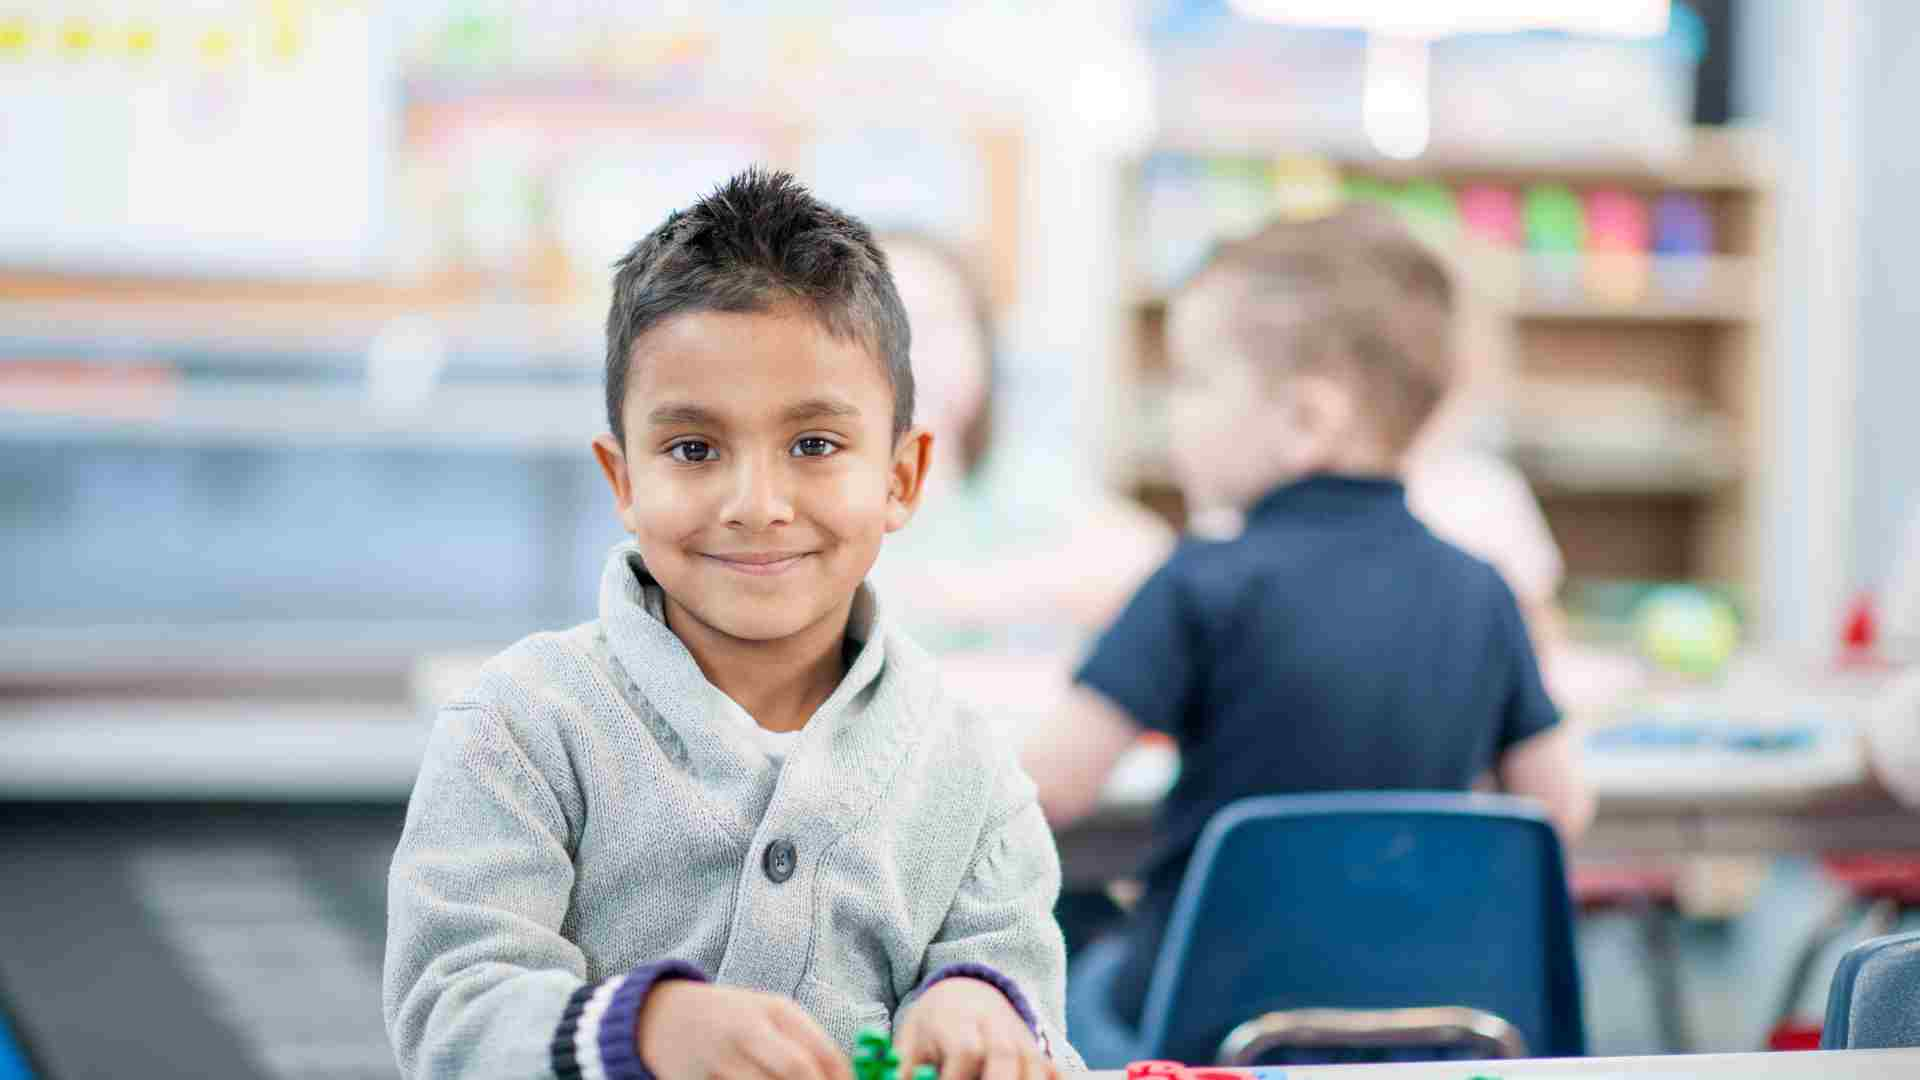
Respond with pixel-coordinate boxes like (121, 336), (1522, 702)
(0, 3), (390, 278)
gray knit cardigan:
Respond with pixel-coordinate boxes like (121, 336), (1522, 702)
(383, 542), (1082, 1079)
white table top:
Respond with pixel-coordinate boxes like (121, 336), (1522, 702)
(1091, 1048), (1919, 1078)
(1088, 652), (1893, 814)
(0, 648), (1899, 810)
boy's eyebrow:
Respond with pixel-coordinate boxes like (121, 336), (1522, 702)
(645, 403), (722, 427)
(780, 396), (862, 423)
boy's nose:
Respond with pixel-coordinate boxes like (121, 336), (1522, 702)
(722, 455), (796, 531)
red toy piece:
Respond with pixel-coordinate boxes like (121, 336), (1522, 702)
(1844, 593), (1878, 652)
(1765, 1021), (1824, 1051)
(1836, 592), (1894, 672)
(1124, 1063), (1262, 1080)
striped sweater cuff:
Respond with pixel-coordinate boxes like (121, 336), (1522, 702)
(919, 963), (1051, 1058)
(550, 960), (706, 1080)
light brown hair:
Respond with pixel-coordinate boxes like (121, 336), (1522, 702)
(1173, 203), (1455, 451)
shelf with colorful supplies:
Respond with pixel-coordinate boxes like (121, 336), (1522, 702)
(1112, 126), (1774, 606)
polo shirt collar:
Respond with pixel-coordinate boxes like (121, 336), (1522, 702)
(1246, 472), (1411, 529)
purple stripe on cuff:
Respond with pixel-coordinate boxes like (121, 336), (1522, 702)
(587, 960), (708, 1080)
(919, 963), (1048, 1055)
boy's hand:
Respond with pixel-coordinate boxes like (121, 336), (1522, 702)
(637, 981), (847, 1080)
(895, 977), (1057, 1080)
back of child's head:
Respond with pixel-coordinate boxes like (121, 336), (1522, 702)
(1170, 203), (1456, 453)
(604, 168), (912, 448)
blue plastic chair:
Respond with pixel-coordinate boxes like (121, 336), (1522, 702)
(0, 1009), (38, 1080)
(1821, 930), (1920, 1049)
(1101, 792), (1586, 1066)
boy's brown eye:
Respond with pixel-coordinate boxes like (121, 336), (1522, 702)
(669, 441), (716, 463)
(791, 437), (838, 458)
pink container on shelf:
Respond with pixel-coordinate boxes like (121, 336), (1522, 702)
(1459, 184), (1521, 248)
(1584, 188), (1651, 253)
(1583, 187), (1652, 304)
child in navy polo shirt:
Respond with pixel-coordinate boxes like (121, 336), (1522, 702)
(1023, 204), (1594, 1064)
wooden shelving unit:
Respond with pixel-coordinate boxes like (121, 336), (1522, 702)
(0, 95), (1028, 455)
(1112, 127), (1776, 602)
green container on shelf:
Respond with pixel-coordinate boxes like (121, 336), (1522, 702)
(1523, 183), (1586, 253)
(1343, 174), (1398, 208)
(1395, 179), (1460, 245)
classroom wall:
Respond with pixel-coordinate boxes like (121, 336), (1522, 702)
(1855, 0), (1920, 595)
(1744, 0), (1920, 639)
(1737, 0), (1864, 650)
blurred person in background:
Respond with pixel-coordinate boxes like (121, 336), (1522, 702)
(1364, 203), (1569, 655)
(873, 233), (1176, 965)
(872, 232), (1172, 638)
(1406, 430), (1567, 651)
(1022, 205), (1593, 1066)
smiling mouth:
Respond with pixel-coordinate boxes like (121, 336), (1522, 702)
(700, 552), (814, 577)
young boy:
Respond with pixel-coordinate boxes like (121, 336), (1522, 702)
(384, 170), (1079, 1080)
(1022, 205), (1593, 1059)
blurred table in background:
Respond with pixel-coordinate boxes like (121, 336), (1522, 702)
(3, 646), (1912, 891)
(0, 697), (426, 801)
(1056, 651), (1914, 888)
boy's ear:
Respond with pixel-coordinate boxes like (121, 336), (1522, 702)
(592, 433), (640, 535)
(885, 426), (934, 533)
(1293, 372), (1355, 442)
(1273, 372), (1357, 476)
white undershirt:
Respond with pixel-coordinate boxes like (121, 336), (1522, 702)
(639, 581), (827, 764)
(714, 694), (803, 763)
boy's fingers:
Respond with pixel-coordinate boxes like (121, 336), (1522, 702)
(741, 1036), (815, 1080)
(770, 1002), (844, 1080)
(981, 1045), (1022, 1080)
(800, 1020), (848, 1080)
(893, 1030), (922, 1080)
(1012, 1048), (1040, 1080)
(1010, 1045), (1037, 1080)
(1036, 1049), (1062, 1080)
(940, 1027), (985, 1080)
(1030, 1045), (1059, 1080)
(899, 1021), (945, 1080)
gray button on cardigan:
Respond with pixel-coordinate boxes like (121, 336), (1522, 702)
(383, 542), (1082, 1078)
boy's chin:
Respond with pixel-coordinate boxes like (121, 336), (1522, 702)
(686, 598), (837, 645)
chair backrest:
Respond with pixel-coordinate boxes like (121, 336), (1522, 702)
(1135, 792), (1585, 1065)
(0, 1002), (40, 1080)
(1822, 930), (1920, 1049)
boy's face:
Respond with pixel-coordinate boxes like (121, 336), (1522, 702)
(594, 305), (929, 647)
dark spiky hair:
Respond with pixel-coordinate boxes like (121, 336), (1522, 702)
(603, 168), (912, 447)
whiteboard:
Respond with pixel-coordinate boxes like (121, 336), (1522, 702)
(0, 2), (390, 278)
